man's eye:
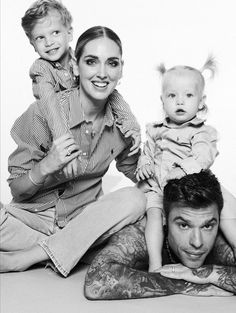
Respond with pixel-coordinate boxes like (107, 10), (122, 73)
(86, 59), (96, 65)
(168, 93), (175, 98)
(203, 224), (213, 230)
(108, 60), (119, 67)
(186, 93), (193, 98)
(179, 223), (189, 230)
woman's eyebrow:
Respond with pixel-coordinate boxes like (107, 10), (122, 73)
(84, 55), (98, 59)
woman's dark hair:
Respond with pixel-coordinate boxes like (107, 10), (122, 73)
(75, 26), (122, 62)
(163, 170), (223, 219)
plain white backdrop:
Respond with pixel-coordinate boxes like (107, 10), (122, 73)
(1, 0), (236, 203)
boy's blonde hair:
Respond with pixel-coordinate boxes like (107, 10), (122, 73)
(157, 55), (217, 114)
(21, 0), (72, 39)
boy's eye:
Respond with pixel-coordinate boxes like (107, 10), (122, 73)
(186, 93), (193, 98)
(86, 59), (97, 65)
(35, 36), (44, 41)
(53, 31), (60, 35)
(168, 93), (176, 98)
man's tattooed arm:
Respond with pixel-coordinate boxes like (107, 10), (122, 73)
(84, 222), (223, 300)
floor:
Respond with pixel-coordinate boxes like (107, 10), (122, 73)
(1, 264), (236, 313)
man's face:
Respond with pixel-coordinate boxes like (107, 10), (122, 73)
(167, 203), (219, 268)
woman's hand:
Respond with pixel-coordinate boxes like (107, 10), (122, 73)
(125, 130), (141, 156)
(40, 133), (81, 176)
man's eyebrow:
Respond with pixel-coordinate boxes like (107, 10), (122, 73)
(173, 216), (218, 226)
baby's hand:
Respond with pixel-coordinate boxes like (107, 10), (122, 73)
(125, 130), (141, 156)
(63, 154), (81, 179)
(166, 167), (185, 182)
(136, 164), (154, 181)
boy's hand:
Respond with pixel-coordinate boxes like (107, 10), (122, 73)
(125, 130), (141, 156)
(136, 164), (154, 181)
(63, 155), (81, 179)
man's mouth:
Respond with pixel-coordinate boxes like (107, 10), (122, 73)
(184, 251), (205, 260)
(92, 81), (109, 88)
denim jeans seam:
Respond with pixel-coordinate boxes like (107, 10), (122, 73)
(39, 241), (69, 277)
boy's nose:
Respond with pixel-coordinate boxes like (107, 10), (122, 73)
(45, 37), (54, 46)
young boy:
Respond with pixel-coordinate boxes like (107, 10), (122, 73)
(136, 57), (220, 272)
(21, 0), (141, 177)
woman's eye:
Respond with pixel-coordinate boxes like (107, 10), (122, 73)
(108, 60), (119, 67)
(86, 59), (96, 65)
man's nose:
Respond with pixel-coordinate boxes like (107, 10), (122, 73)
(190, 229), (203, 249)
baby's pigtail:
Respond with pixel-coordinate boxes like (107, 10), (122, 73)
(200, 55), (217, 79)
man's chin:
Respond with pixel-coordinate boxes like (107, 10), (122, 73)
(182, 259), (205, 269)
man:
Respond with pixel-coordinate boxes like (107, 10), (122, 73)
(84, 170), (236, 299)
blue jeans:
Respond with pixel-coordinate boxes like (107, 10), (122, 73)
(0, 187), (146, 276)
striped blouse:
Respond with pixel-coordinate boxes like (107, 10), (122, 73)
(8, 89), (139, 227)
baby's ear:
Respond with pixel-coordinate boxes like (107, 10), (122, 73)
(199, 95), (206, 109)
(160, 95), (164, 105)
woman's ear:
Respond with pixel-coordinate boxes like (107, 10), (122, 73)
(119, 60), (124, 80)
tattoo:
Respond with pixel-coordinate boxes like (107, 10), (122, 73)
(215, 266), (236, 293)
(84, 223), (214, 300)
(210, 234), (236, 266)
(192, 266), (213, 278)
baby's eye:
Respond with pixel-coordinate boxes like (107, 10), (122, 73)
(86, 59), (97, 65)
(168, 93), (176, 98)
(186, 93), (193, 98)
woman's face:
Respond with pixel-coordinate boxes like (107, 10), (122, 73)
(78, 37), (123, 104)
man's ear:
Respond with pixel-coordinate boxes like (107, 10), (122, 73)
(199, 95), (206, 109)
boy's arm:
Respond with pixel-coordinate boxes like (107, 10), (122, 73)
(84, 222), (231, 300)
(109, 89), (140, 134)
(145, 208), (164, 271)
(175, 125), (218, 174)
(30, 60), (69, 138)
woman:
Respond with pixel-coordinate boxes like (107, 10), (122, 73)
(0, 26), (146, 277)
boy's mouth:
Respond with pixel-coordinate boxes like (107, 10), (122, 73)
(46, 48), (59, 55)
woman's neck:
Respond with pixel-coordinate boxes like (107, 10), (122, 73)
(80, 90), (106, 122)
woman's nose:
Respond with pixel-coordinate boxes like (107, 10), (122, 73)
(190, 229), (203, 249)
(97, 64), (107, 79)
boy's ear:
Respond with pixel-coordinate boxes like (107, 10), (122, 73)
(199, 95), (206, 109)
(68, 27), (73, 41)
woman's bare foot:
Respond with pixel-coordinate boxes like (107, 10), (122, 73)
(0, 245), (49, 272)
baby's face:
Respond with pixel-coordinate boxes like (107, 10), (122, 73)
(161, 69), (204, 125)
(30, 10), (72, 66)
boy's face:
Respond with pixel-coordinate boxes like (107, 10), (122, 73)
(161, 69), (205, 125)
(30, 10), (73, 66)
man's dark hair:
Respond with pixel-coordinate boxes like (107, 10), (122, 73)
(163, 170), (223, 219)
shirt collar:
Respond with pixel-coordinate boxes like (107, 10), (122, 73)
(68, 89), (115, 129)
(159, 116), (205, 128)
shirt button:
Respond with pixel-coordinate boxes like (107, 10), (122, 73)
(85, 130), (89, 134)
(82, 152), (87, 156)
(35, 208), (38, 212)
(64, 72), (69, 76)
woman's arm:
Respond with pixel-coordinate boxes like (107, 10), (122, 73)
(84, 222), (231, 300)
